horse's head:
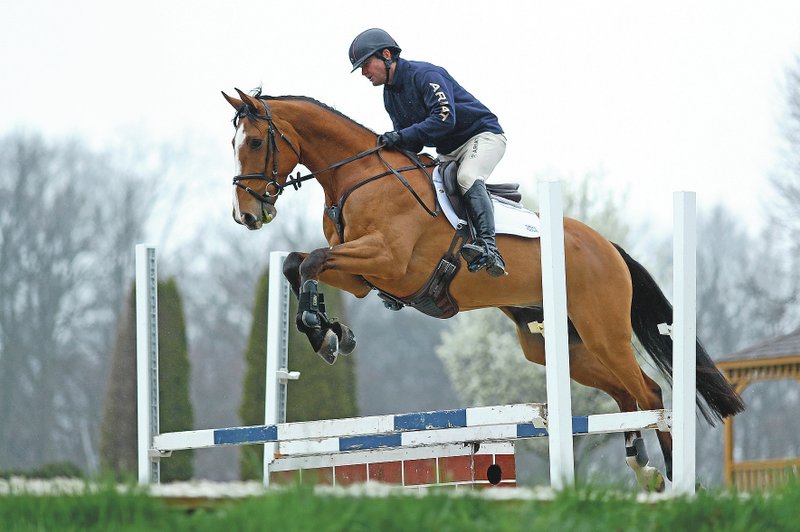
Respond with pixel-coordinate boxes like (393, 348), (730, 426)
(222, 89), (301, 230)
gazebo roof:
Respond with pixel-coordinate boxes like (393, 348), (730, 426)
(718, 326), (800, 363)
(716, 325), (800, 492)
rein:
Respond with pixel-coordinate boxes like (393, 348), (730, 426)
(231, 98), (439, 219)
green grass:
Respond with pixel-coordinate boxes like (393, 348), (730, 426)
(0, 485), (177, 531)
(1, 482), (799, 531)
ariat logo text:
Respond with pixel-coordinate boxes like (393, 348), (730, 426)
(429, 83), (451, 121)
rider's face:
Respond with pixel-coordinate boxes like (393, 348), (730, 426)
(360, 55), (387, 86)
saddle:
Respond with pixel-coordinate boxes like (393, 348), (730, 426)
(440, 160), (523, 221)
(373, 160), (522, 319)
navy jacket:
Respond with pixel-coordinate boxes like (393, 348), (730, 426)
(383, 58), (503, 154)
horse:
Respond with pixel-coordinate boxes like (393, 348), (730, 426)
(222, 88), (744, 491)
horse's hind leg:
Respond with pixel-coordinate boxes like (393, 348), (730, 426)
(568, 367), (666, 491)
(501, 306), (667, 492)
(568, 305), (673, 486)
(557, 233), (674, 484)
(615, 395), (667, 492)
(641, 370), (672, 481)
(591, 385), (666, 492)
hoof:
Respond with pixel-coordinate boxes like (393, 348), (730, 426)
(636, 466), (666, 493)
(317, 329), (339, 365)
(336, 324), (356, 355)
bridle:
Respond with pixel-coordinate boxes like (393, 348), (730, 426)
(231, 100), (386, 203)
(231, 100), (303, 203)
(231, 97), (438, 217)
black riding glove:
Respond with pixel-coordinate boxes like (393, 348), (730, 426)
(379, 131), (402, 148)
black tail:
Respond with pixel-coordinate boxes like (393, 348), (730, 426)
(613, 243), (745, 425)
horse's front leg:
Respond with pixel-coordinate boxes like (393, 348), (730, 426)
(284, 251), (368, 364)
(293, 236), (406, 364)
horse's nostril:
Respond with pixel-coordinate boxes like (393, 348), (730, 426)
(242, 212), (258, 227)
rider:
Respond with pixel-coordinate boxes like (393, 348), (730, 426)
(348, 28), (507, 277)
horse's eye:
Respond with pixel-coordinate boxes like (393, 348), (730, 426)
(249, 139), (264, 149)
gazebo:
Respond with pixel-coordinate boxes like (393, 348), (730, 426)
(717, 327), (800, 490)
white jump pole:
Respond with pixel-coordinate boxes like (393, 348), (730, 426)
(538, 180), (575, 490)
(263, 251), (297, 487)
(672, 192), (696, 494)
(136, 244), (160, 485)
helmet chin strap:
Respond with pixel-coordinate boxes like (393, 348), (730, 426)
(383, 58), (393, 85)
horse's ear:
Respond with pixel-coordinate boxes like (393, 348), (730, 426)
(235, 88), (262, 113)
(222, 91), (242, 110)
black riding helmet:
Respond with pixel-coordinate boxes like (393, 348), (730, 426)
(348, 28), (401, 73)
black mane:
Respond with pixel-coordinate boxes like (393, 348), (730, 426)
(233, 88), (376, 135)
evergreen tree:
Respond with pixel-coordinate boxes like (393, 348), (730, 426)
(157, 279), (194, 482)
(99, 279), (193, 481)
(239, 271), (270, 480)
(239, 268), (357, 480)
(99, 286), (138, 477)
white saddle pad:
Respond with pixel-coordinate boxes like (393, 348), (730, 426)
(432, 168), (540, 239)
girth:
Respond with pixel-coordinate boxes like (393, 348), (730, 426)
(368, 160), (520, 318)
(327, 156), (468, 319)
(369, 225), (469, 319)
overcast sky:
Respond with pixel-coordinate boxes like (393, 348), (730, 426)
(3, 1), (799, 235)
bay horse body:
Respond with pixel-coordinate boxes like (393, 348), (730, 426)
(223, 89), (744, 491)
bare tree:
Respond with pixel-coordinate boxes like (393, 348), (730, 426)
(771, 55), (800, 233)
(761, 54), (800, 329)
(649, 202), (798, 484)
(0, 133), (153, 473)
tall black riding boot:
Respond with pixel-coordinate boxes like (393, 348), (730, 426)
(459, 180), (506, 277)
